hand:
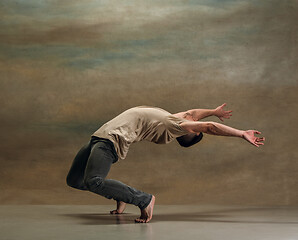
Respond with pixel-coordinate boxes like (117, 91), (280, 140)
(243, 130), (265, 147)
(214, 103), (232, 122)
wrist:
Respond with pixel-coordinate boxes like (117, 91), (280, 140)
(240, 130), (246, 138)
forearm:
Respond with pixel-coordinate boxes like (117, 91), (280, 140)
(180, 121), (265, 147)
(204, 122), (244, 138)
(186, 109), (216, 121)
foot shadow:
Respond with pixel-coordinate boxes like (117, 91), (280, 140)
(61, 207), (298, 225)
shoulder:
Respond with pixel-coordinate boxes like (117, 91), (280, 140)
(172, 111), (195, 121)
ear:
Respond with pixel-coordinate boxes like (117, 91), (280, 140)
(176, 132), (203, 147)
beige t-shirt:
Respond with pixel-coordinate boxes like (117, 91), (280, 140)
(92, 106), (190, 160)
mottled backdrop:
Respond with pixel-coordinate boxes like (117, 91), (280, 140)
(0, 0), (297, 205)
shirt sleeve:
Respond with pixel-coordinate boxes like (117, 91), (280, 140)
(165, 115), (191, 137)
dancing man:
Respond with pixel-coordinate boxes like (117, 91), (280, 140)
(66, 104), (265, 223)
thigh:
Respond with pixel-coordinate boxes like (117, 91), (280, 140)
(84, 141), (114, 181)
(67, 141), (92, 181)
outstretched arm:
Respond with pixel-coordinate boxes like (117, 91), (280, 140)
(174, 103), (232, 121)
(180, 121), (265, 147)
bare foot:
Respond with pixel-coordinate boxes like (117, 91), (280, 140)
(135, 195), (155, 223)
(110, 201), (126, 214)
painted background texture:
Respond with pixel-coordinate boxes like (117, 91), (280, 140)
(0, 0), (297, 205)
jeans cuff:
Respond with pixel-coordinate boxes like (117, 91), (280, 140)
(139, 194), (152, 210)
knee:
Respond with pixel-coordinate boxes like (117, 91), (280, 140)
(66, 174), (76, 188)
(66, 175), (82, 189)
(84, 176), (105, 192)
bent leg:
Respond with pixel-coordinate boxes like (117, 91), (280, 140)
(84, 141), (152, 209)
(66, 141), (91, 190)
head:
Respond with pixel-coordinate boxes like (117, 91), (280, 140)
(176, 132), (203, 147)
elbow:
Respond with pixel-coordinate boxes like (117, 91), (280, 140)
(181, 121), (216, 135)
(204, 122), (217, 134)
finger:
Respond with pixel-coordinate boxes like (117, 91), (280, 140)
(257, 142), (264, 145)
(219, 117), (224, 122)
(249, 140), (258, 147)
(256, 137), (264, 142)
(254, 131), (261, 134)
(221, 103), (227, 108)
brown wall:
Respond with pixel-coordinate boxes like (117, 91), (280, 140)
(0, 0), (297, 205)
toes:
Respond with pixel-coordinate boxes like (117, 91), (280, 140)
(135, 218), (147, 223)
(110, 210), (119, 214)
(111, 209), (124, 214)
(110, 210), (116, 214)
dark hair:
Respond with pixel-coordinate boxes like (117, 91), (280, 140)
(176, 132), (203, 147)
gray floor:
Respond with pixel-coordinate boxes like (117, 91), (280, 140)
(1, 205), (298, 240)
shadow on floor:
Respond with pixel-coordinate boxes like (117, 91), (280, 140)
(61, 207), (298, 225)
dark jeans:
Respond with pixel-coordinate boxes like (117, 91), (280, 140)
(66, 136), (152, 209)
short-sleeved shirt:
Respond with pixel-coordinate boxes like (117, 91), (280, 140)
(92, 106), (190, 160)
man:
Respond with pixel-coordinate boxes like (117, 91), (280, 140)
(66, 104), (265, 223)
